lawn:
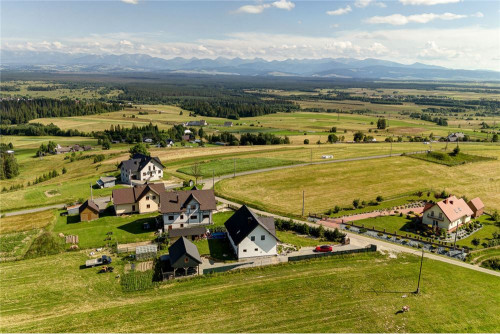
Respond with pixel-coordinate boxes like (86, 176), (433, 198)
(1, 251), (499, 332)
(52, 210), (158, 250)
(407, 151), (496, 167)
(212, 211), (234, 227)
(177, 157), (302, 177)
(276, 230), (322, 248)
(456, 215), (500, 249)
(351, 215), (419, 237)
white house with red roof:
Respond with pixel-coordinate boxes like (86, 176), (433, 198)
(422, 196), (474, 232)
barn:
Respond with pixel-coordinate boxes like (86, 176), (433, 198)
(79, 200), (100, 222)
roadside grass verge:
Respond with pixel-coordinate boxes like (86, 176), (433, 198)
(467, 246), (500, 265)
(406, 151), (496, 167)
(1, 251), (499, 332)
(177, 157), (302, 177)
(0, 210), (56, 234)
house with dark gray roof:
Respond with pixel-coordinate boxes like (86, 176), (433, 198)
(118, 153), (164, 184)
(160, 189), (216, 230)
(112, 183), (165, 215)
(224, 205), (279, 259)
(160, 237), (202, 279)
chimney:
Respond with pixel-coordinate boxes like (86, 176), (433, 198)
(450, 200), (454, 205)
(444, 199), (447, 204)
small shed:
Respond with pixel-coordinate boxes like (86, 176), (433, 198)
(468, 197), (484, 218)
(223, 121), (233, 127)
(136, 244), (158, 261)
(96, 176), (116, 188)
(79, 200), (99, 222)
(168, 226), (207, 243)
(67, 204), (81, 216)
(160, 237), (202, 279)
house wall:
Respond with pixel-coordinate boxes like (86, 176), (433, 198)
(114, 203), (137, 215)
(236, 225), (277, 259)
(422, 205), (471, 231)
(80, 208), (98, 222)
(162, 199), (212, 229)
(102, 181), (115, 188)
(137, 190), (161, 213)
(138, 161), (163, 181)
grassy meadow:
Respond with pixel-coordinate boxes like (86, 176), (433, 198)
(1, 251), (499, 332)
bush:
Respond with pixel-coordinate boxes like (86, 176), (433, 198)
(352, 199), (360, 208)
(25, 232), (65, 259)
(359, 228), (367, 233)
(303, 139), (309, 145)
(376, 195), (383, 202)
(93, 154), (105, 163)
(377, 232), (384, 237)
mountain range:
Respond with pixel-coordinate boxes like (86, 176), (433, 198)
(1, 50), (498, 81)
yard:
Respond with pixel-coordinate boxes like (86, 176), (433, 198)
(0, 251), (499, 332)
(350, 215), (420, 238)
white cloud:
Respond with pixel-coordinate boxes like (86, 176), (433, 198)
(355, 0), (386, 8)
(121, 0), (139, 4)
(471, 12), (484, 18)
(366, 12), (467, 25)
(236, 0), (295, 14)
(418, 41), (461, 59)
(326, 5), (352, 16)
(399, 0), (460, 5)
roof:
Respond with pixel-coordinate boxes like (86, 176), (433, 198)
(112, 183), (165, 205)
(118, 153), (164, 172)
(168, 237), (202, 264)
(168, 226), (207, 238)
(79, 200), (99, 214)
(424, 196), (474, 222)
(468, 197), (484, 211)
(159, 189), (216, 214)
(99, 176), (116, 183)
(136, 244), (157, 255)
(224, 205), (278, 246)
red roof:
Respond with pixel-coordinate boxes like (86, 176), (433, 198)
(425, 196), (474, 222)
(468, 197), (484, 211)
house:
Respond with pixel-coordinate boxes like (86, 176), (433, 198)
(184, 129), (192, 135)
(79, 200), (100, 222)
(467, 197), (484, 218)
(160, 189), (216, 230)
(446, 132), (465, 142)
(160, 237), (202, 279)
(96, 176), (116, 188)
(224, 205), (279, 259)
(118, 153), (164, 184)
(55, 144), (92, 154)
(112, 183), (165, 215)
(184, 120), (208, 127)
(182, 135), (190, 141)
(166, 139), (175, 146)
(223, 121), (233, 127)
(422, 196), (474, 232)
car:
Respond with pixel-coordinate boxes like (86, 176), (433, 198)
(314, 245), (333, 253)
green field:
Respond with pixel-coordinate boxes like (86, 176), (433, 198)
(177, 157), (302, 177)
(1, 251), (499, 332)
(408, 151), (496, 167)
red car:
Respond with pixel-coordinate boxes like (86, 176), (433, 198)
(315, 245), (333, 252)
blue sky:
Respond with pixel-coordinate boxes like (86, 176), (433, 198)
(1, 0), (499, 70)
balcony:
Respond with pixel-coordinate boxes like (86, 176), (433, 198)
(427, 213), (444, 221)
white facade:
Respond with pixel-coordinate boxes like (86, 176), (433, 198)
(228, 225), (277, 259)
(162, 199), (212, 229)
(120, 160), (163, 183)
(422, 206), (471, 231)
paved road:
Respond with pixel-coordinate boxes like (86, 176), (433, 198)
(215, 196), (500, 277)
(1, 204), (66, 217)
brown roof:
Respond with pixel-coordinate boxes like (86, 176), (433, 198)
(468, 197), (484, 211)
(168, 226), (207, 238)
(159, 189), (216, 214)
(79, 200), (99, 214)
(112, 183), (165, 205)
(425, 196), (473, 222)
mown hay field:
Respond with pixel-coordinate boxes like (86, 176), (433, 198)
(0, 251), (499, 333)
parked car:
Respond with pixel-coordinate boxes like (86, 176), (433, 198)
(85, 255), (112, 267)
(314, 245), (333, 253)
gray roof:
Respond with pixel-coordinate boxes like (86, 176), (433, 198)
(224, 205), (278, 246)
(159, 189), (216, 214)
(168, 237), (202, 265)
(168, 226), (207, 238)
(136, 244), (158, 255)
(99, 176), (116, 183)
(118, 153), (164, 173)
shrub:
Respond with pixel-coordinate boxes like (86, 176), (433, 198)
(352, 199), (360, 208)
(303, 139), (309, 145)
(472, 238), (480, 247)
(93, 154), (105, 163)
(344, 225), (350, 230)
(376, 195), (383, 202)
(359, 228), (367, 233)
(377, 232), (384, 237)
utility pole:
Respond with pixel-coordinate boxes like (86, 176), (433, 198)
(233, 158), (236, 178)
(415, 248), (424, 294)
(212, 169), (215, 189)
(302, 190), (305, 217)
(90, 182), (93, 200)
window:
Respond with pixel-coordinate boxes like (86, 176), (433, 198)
(261, 235), (265, 240)
(255, 248), (258, 252)
(169, 216), (174, 220)
(153, 166), (156, 170)
(251, 236), (255, 241)
(203, 214), (209, 219)
(430, 211), (434, 217)
(180, 214), (184, 219)
(149, 166), (151, 171)
(180, 224), (184, 228)
(153, 196), (156, 200)
(132, 205), (135, 211)
(146, 196), (149, 200)
(243, 249), (247, 252)
(439, 213), (443, 219)
(146, 204), (150, 209)
(190, 215), (197, 220)
(190, 205), (196, 210)
(143, 172), (146, 176)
